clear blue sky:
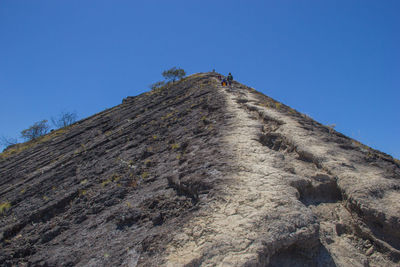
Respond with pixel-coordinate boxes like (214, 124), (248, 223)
(0, 1), (399, 158)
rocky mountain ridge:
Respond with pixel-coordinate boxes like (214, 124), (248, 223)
(0, 72), (399, 266)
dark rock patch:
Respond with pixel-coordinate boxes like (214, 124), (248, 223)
(269, 241), (336, 267)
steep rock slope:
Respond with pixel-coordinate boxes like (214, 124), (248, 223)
(0, 73), (399, 266)
(0, 74), (230, 266)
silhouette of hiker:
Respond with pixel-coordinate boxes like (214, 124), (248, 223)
(227, 73), (233, 86)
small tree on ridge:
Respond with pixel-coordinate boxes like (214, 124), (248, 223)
(51, 111), (77, 129)
(21, 120), (50, 141)
(162, 67), (186, 83)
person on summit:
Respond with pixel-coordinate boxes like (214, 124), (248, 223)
(227, 73), (233, 86)
(221, 78), (227, 86)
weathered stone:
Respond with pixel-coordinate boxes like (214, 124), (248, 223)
(366, 246), (374, 256)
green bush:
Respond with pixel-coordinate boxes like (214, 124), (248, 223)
(162, 67), (186, 83)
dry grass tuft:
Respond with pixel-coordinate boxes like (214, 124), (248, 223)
(0, 202), (11, 215)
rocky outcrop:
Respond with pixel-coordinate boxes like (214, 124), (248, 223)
(0, 73), (399, 266)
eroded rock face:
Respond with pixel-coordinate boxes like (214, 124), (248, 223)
(0, 73), (399, 266)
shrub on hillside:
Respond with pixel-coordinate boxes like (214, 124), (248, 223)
(149, 81), (166, 91)
(21, 120), (50, 141)
(51, 111), (77, 128)
(162, 67), (186, 83)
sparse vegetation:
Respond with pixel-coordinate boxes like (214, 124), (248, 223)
(161, 112), (175, 120)
(149, 81), (166, 91)
(0, 202), (11, 215)
(171, 143), (180, 150)
(1, 114), (73, 153)
(141, 172), (149, 179)
(20, 120), (50, 141)
(352, 140), (370, 150)
(101, 179), (112, 187)
(0, 120), (73, 160)
(51, 111), (77, 129)
(147, 67), (186, 96)
(0, 140), (38, 159)
(0, 136), (18, 148)
(162, 67), (186, 83)
(112, 174), (121, 182)
(100, 174), (122, 187)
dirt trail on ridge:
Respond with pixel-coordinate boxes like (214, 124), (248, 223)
(165, 77), (399, 266)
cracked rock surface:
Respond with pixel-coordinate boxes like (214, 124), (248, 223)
(0, 73), (399, 266)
